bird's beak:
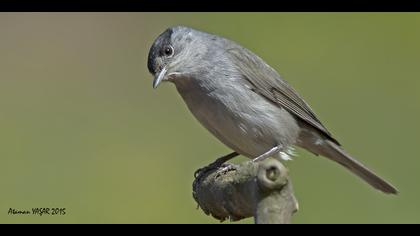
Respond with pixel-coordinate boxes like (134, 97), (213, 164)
(152, 66), (167, 89)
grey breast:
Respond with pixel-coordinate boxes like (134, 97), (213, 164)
(173, 66), (300, 158)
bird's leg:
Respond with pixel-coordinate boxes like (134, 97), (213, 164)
(251, 145), (281, 162)
(194, 152), (239, 178)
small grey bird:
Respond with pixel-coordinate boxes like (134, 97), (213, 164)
(147, 26), (398, 194)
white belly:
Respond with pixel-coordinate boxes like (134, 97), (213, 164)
(174, 78), (300, 159)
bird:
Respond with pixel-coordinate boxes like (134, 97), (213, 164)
(147, 25), (398, 194)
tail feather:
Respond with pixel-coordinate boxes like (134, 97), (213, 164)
(299, 133), (398, 194)
(323, 140), (398, 194)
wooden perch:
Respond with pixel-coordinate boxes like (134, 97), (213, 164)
(193, 158), (299, 224)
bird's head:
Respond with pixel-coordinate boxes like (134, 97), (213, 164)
(147, 26), (215, 89)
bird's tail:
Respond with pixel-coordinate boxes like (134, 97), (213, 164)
(299, 132), (398, 194)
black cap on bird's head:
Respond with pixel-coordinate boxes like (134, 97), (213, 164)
(147, 28), (173, 76)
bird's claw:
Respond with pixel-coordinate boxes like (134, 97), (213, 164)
(214, 163), (237, 178)
(194, 166), (211, 178)
(194, 163), (237, 178)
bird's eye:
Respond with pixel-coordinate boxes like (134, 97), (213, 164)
(163, 45), (174, 57)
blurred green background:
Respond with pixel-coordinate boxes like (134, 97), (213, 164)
(1, 13), (419, 223)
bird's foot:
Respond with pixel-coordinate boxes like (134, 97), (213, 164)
(194, 163), (237, 178)
(194, 164), (217, 178)
(194, 152), (239, 178)
(214, 163), (238, 178)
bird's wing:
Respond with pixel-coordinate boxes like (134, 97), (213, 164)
(226, 47), (340, 145)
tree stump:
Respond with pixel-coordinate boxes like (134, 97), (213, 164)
(193, 158), (299, 224)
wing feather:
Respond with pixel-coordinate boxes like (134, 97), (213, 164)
(226, 47), (340, 145)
